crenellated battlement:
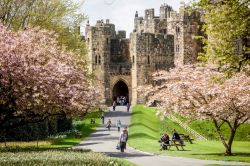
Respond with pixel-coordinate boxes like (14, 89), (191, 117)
(133, 3), (201, 34)
(86, 19), (128, 39)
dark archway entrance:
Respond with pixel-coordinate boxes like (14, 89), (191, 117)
(113, 81), (129, 105)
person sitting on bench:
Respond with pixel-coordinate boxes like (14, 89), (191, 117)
(172, 129), (180, 140)
(159, 133), (169, 150)
(172, 129), (184, 145)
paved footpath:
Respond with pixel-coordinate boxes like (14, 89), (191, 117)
(74, 106), (250, 166)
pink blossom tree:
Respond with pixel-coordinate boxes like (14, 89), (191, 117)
(0, 24), (101, 131)
(138, 65), (250, 156)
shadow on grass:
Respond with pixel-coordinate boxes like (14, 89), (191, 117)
(130, 122), (159, 132)
(51, 141), (80, 146)
(105, 151), (153, 158)
(190, 152), (250, 157)
(75, 142), (103, 146)
(129, 132), (156, 140)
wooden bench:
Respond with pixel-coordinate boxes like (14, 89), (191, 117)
(90, 119), (95, 124)
(74, 130), (82, 138)
(179, 134), (194, 144)
(159, 140), (185, 151)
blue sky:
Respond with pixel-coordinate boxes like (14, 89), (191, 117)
(74, 0), (190, 37)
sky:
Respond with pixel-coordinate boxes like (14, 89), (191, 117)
(74, 0), (190, 37)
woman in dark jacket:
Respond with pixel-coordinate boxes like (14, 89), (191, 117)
(172, 129), (180, 140)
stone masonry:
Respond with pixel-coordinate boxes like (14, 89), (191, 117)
(85, 3), (202, 105)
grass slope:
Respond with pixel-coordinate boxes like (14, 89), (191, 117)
(128, 105), (250, 163)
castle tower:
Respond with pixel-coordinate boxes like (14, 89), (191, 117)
(86, 19), (132, 105)
(130, 32), (174, 105)
(85, 19), (116, 103)
(167, 7), (202, 65)
(85, 4), (202, 106)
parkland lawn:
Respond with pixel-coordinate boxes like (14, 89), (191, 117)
(128, 105), (250, 163)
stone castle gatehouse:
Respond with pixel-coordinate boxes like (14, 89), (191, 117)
(85, 3), (202, 105)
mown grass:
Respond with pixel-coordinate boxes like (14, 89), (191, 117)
(0, 148), (135, 166)
(0, 110), (136, 166)
(128, 105), (250, 163)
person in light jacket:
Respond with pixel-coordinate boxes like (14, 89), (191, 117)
(117, 120), (122, 132)
(119, 129), (127, 152)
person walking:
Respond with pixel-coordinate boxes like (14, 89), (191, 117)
(119, 129), (127, 152)
(123, 127), (128, 149)
(117, 120), (122, 132)
(126, 102), (130, 112)
(105, 119), (112, 131)
(113, 101), (116, 111)
(101, 113), (105, 124)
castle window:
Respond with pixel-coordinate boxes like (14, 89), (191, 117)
(98, 55), (101, 64)
(87, 38), (90, 42)
(159, 29), (166, 34)
(95, 55), (97, 64)
(106, 38), (109, 44)
(148, 55), (150, 64)
(176, 27), (180, 34)
(176, 45), (180, 52)
(132, 55), (135, 64)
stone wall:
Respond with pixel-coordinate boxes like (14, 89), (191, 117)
(85, 3), (202, 105)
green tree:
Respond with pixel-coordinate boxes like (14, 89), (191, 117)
(186, 0), (250, 73)
(0, 0), (88, 55)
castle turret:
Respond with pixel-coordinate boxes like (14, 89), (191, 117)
(135, 11), (138, 17)
(159, 3), (173, 19)
(145, 8), (154, 20)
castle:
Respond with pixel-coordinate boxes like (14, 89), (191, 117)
(85, 3), (202, 105)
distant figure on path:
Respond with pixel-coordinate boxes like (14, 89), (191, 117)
(126, 103), (130, 112)
(113, 101), (116, 111)
(105, 119), (112, 131)
(117, 120), (122, 132)
(101, 113), (105, 124)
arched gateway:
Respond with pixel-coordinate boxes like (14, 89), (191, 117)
(113, 80), (129, 105)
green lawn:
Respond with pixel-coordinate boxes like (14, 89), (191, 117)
(48, 111), (102, 148)
(128, 105), (250, 163)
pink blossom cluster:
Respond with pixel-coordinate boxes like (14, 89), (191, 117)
(0, 24), (100, 129)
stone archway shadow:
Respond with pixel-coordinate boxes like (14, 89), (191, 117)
(112, 80), (129, 105)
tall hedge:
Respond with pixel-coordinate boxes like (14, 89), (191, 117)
(0, 116), (72, 142)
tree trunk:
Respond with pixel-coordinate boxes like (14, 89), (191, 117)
(225, 121), (237, 156)
(213, 119), (231, 156)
